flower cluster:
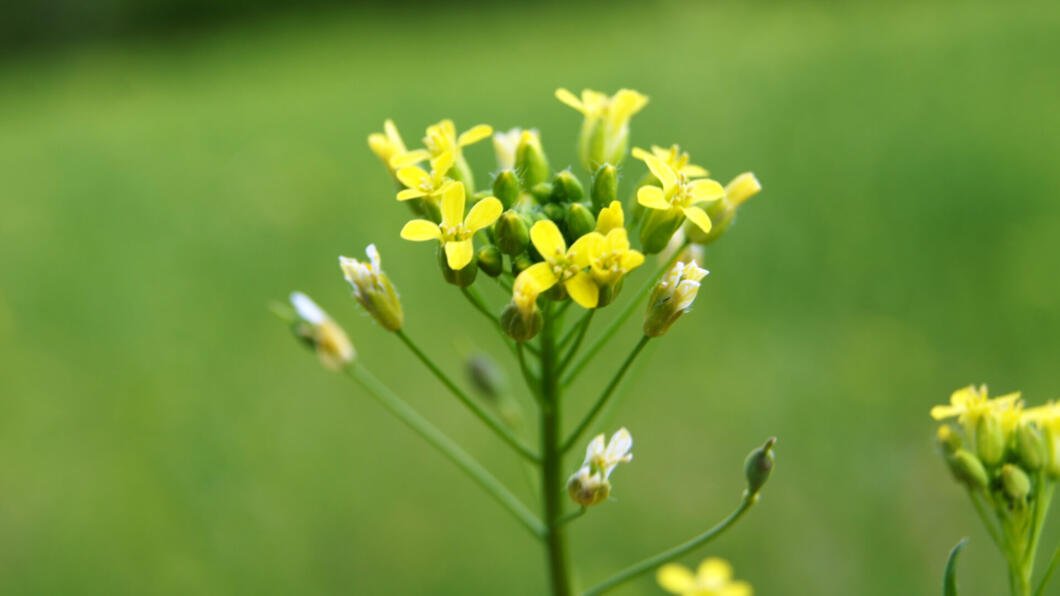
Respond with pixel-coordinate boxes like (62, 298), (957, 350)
(931, 385), (1059, 593)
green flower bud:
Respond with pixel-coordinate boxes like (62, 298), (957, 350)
(492, 169), (520, 210)
(564, 203), (596, 242)
(495, 211), (531, 256)
(466, 352), (507, 401)
(500, 295), (543, 342)
(1016, 423), (1046, 471)
(639, 207), (685, 255)
(532, 182), (554, 203)
(542, 202), (565, 225)
(946, 449), (989, 489)
(1001, 463), (1032, 502)
(975, 411), (1006, 467)
(551, 170), (585, 203)
(590, 164), (618, 214)
(438, 244), (478, 287)
(744, 437), (776, 498)
(477, 244), (503, 277)
(516, 131), (550, 190)
(511, 254), (533, 277)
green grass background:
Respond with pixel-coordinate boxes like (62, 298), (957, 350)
(2, 1), (1060, 593)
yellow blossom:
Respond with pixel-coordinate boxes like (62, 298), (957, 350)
(393, 119), (493, 167)
(657, 558), (753, 596)
(555, 87), (648, 169)
(632, 144), (709, 178)
(515, 220), (600, 308)
(595, 200), (625, 235)
(930, 385), (1022, 432)
(400, 182), (503, 270)
(395, 151), (455, 204)
(289, 292), (355, 370)
(367, 119), (408, 176)
(589, 228), (644, 287)
(636, 153), (725, 235)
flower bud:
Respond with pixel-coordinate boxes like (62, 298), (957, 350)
(564, 203), (596, 243)
(936, 425), (962, 455)
(339, 245), (404, 332)
(515, 130), (550, 190)
(567, 468), (610, 506)
(1044, 427), (1060, 479)
(542, 202), (565, 225)
(590, 164), (618, 214)
(639, 207), (685, 255)
(1016, 423), (1046, 471)
(725, 172), (762, 207)
(466, 352), (507, 401)
(438, 244), (478, 287)
(744, 437), (776, 498)
(532, 182), (554, 203)
(511, 254), (533, 278)
(551, 170), (585, 203)
(495, 211), (531, 256)
(492, 169), (521, 210)
(501, 281), (543, 341)
(287, 292), (355, 371)
(1001, 463), (1032, 502)
(477, 244), (503, 277)
(643, 261), (709, 337)
(946, 449), (989, 489)
(975, 411), (1006, 467)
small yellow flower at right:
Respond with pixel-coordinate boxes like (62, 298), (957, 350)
(657, 558), (752, 596)
(632, 144), (709, 178)
(636, 152), (725, 235)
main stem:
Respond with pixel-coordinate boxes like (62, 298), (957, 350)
(539, 301), (573, 596)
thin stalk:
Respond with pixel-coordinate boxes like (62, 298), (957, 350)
(395, 330), (539, 462)
(559, 310), (592, 351)
(559, 311), (596, 374)
(1034, 543), (1060, 596)
(967, 489), (1004, 552)
(539, 302), (574, 596)
(345, 364), (545, 538)
(460, 286), (540, 358)
(517, 341), (543, 404)
(557, 507), (587, 526)
(561, 336), (651, 454)
(580, 496), (756, 596)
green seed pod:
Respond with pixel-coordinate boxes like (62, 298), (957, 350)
(495, 211), (531, 256)
(492, 169), (521, 210)
(551, 170), (585, 204)
(516, 132), (550, 190)
(639, 207), (685, 255)
(500, 302), (542, 342)
(564, 203), (596, 242)
(1016, 423), (1046, 471)
(1001, 463), (1032, 502)
(477, 244), (503, 277)
(946, 449), (989, 489)
(744, 437), (776, 497)
(438, 244), (478, 287)
(590, 164), (618, 215)
(975, 412), (1006, 467)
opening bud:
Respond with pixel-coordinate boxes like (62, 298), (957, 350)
(643, 261), (709, 337)
(590, 164), (618, 214)
(744, 437), (776, 498)
(286, 292), (355, 371)
(500, 284), (543, 341)
(339, 245), (404, 332)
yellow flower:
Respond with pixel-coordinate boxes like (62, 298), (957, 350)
(632, 144), (709, 178)
(367, 119), (408, 175)
(400, 182), (503, 270)
(289, 292), (355, 371)
(516, 220), (600, 308)
(395, 150), (456, 204)
(595, 200), (625, 235)
(930, 385), (1022, 431)
(589, 227), (644, 286)
(636, 153), (725, 235)
(567, 428), (633, 507)
(555, 87), (648, 169)
(393, 119), (493, 167)
(657, 558), (753, 596)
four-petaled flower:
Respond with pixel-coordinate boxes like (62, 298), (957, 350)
(589, 227), (644, 287)
(657, 558), (753, 596)
(367, 119), (409, 176)
(516, 220), (600, 309)
(395, 151), (455, 203)
(632, 144), (709, 178)
(636, 153), (725, 235)
(555, 87), (648, 169)
(394, 119), (493, 168)
(400, 182), (503, 270)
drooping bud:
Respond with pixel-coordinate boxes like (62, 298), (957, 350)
(515, 130), (550, 190)
(643, 261), (709, 337)
(495, 211), (531, 256)
(438, 244), (478, 287)
(946, 449), (989, 489)
(590, 164), (618, 214)
(286, 292), (355, 371)
(492, 169), (521, 210)
(744, 437), (776, 498)
(551, 170), (585, 203)
(339, 245), (404, 332)
(1001, 463), (1032, 502)
(1015, 423), (1046, 471)
(466, 352), (507, 401)
(565, 203), (596, 242)
(639, 206), (685, 255)
(975, 411), (1006, 467)
(477, 244), (503, 277)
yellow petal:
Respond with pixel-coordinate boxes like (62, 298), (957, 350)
(605, 228), (630, 252)
(698, 558), (733, 582)
(595, 201), (624, 234)
(565, 272), (599, 309)
(441, 182), (466, 227)
(930, 405), (960, 420)
(569, 232), (604, 268)
(555, 88), (586, 114)
(637, 185), (670, 210)
(621, 250), (645, 271)
(725, 172), (762, 206)
(656, 564), (696, 593)
(515, 262), (559, 294)
(643, 154), (677, 190)
(530, 220), (567, 260)
(458, 124), (493, 147)
(630, 146), (651, 162)
(688, 178), (725, 203)
(721, 580), (753, 596)
(396, 188), (426, 201)
(606, 89), (648, 129)
(432, 151), (455, 178)
(683, 206), (713, 234)
(390, 150), (429, 169)
(396, 166), (431, 191)
(400, 220), (441, 241)
(683, 164), (709, 177)
(465, 197), (503, 233)
(444, 239), (474, 270)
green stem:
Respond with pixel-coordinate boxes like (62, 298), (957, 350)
(561, 336), (651, 454)
(460, 286), (540, 358)
(1034, 543), (1060, 596)
(580, 495), (756, 596)
(559, 311), (595, 374)
(345, 364), (545, 538)
(517, 341), (543, 404)
(395, 330), (538, 462)
(562, 245), (686, 387)
(539, 302), (574, 596)
(558, 506), (587, 526)
(967, 489), (1004, 552)
(559, 310), (593, 351)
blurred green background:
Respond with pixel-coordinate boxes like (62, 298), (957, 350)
(3, 1), (1060, 594)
